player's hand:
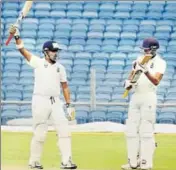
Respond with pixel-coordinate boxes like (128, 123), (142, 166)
(65, 103), (75, 121)
(124, 79), (134, 89)
(135, 62), (148, 74)
(9, 24), (20, 37)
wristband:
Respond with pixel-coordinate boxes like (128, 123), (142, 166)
(14, 35), (20, 40)
(16, 42), (24, 49)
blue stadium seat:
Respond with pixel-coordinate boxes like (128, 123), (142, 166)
(87, 31), (103, 39)
(131, 12), (146, 19)
(20, 110), (32, 118)
(99, 11), (113, 19)
(4, 63), (20, 72)
(21, 23), (38, 31)
(84, 2), (99, 11)
(106, 112), (123, 123)
(110, 52), (126, 60)
(56, 19), (72, 25)
(5, 90), (22, 101)
(34, 10), (50, 18)
(19, 77), (34, 85)
(51, 2), (67, 10)
(23, 85), (34, 93)
(123, 25), (138, 32)
(147, 12), (162, 20)
(77, 93), (90, 101)
(74, 58), (90, 66)
(82, 11), (98, 18)
(102, 39), (118, 46)
(3, 10), (18, 18)
(54, 30), (70, 39)
(34, 2), (51, 10)
(140, 20), (156, 26)
(157, 113), (176, 124)
(89, 24), (105, 32)
(139, 25), (155, 33)
(67, 2), (83, 11)
(154, 33), (170, 40)
(70, 39), (86, 46)
(106, 24), (122, 32)
(72, 65), (89, 73)
(1, 110), (20, 119)
(116, 4), (132, 12)
(3, 71), (19, 79)
(114, 12), (130, 19)
(87, 39), (102, 46)
(120, 32), (136, 40)
(39, 18), (55, 24)
(119, 40), (135, 46)
(92, 52), (109, 60)
(68, 45), (84, 52)
(118, 45), (134, 53)
(107, 19), (123, 25)
(71, 31), (87, 39)
(99, 3), (115, 11)
(72, 24), (88, 32)
(101, 45), (117, 53)
(39, 24), (54, 31)
(67, 11), (82, 18)
(56, 24), (71, 32)
(75, 52), (91, 59)
(165, 4), (176, 12)
(104, 32), (120, 39)
(163, 12), (176, 20)
(170, 33), (176, 40)
(3, 2), (19, 10)
(84, 45), (101, 52)
(23, 92), (32, 101)
(50, 10), (66, 18)
(132, 4), (147, 12)
(21, 30), (37, 39)
(157, 20), (174, 26)
(137, 32), (153, 40)
(76, 111), (88, 124)
(89, 111), (106, 122)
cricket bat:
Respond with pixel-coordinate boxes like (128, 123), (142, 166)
(5, 1), (33, 45)
(122, 55), (152, 98)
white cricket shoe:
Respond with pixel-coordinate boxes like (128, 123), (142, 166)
(140, 164), (152, 170)
(121, 164), (140, 170)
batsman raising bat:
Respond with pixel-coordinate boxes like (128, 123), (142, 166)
(122, 38), (166, 170)
(8, 25), (77, 169)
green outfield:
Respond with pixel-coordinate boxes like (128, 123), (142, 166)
(2, 132), (176, 170)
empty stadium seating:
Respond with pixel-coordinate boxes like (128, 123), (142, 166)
(1, 1), (176, 125)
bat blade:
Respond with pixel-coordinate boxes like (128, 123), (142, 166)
(5, 1), (33, 46)
(122, 55), (152, 98)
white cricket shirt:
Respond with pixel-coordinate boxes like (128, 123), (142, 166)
(133, 54), (166, 93)
(26, 55), (67, 96)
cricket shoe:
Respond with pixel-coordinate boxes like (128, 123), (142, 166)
(140, 164), (152, 170)
(29, 161), (43, 169)
(121, 164), (140, 170)
(60, 160), (77, 169)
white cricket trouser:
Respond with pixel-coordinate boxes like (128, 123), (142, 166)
(29, 95), (72, 164)
(125, 92), (157, 168)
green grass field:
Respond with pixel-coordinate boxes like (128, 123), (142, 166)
(2, 132), (176, 170)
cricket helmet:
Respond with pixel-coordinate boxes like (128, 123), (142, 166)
(141, 38), (160, 50)
(43, 41), (61, 52)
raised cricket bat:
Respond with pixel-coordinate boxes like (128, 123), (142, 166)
(122, 55), (152, 98)
(5, 1), (33, 45)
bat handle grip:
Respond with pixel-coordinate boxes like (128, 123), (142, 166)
(5, 34), (14, 46)
(123, 89), (129, 98)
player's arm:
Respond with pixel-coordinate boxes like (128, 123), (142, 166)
(136, 60), (166, 86)
(61, 82), (71, 104)
(15, 38), (32, 62)
(9, 24), (32, 62)
(144, 72), (163, 85)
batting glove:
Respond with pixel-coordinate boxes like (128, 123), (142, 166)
(9, 24), (20, 37)
(124, 79), (134, 89)
(135, 62), (148, 74)
(65, 103), (76, 121)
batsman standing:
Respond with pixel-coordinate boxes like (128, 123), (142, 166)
(122, 38), (166, 170)
(9, 25), (77, 169)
